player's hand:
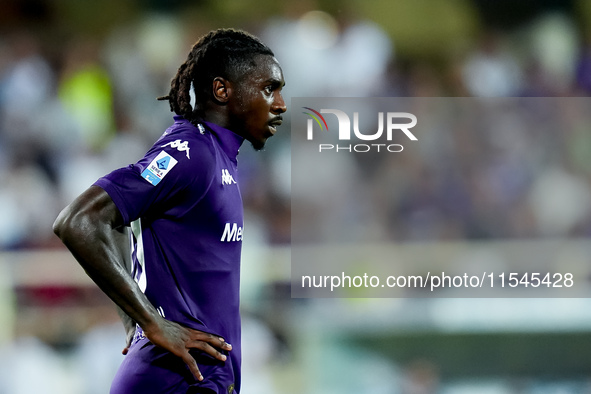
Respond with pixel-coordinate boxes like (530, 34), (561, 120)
(122, 325), (135, 355)
(143, 317), (232, 381)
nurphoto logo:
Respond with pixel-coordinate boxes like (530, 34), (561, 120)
(303, 107), (417, 153)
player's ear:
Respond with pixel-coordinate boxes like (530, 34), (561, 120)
(212, 77), (231, 103)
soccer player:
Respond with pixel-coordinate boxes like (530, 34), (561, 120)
(53, 29), (286, 394)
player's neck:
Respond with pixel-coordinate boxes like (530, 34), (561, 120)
(201, 110), (231, 131)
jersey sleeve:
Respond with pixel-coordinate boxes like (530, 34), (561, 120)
(94, 135), (215, 226)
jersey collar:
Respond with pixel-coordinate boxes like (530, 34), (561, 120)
(202, 121), (245, 160)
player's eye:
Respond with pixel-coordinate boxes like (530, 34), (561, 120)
(264, 86), (273, 94)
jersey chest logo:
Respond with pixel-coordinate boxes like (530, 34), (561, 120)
(221, 169), (237, 185)
(221, 222), (243, 242)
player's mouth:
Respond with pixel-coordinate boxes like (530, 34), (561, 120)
(268, 117), (283, 135)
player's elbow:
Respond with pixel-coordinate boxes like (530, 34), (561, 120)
(52, 210), (64, 238)
(54, 186), (122, 245)
(53, 200), (100, 244)
(53, 204), (86, 242)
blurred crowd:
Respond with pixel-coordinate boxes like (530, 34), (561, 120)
(293, 97), (591, 244)
(0, 3), (576, 249)
(2, 4), (591, 251)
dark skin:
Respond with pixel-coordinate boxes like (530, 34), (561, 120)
(53, 54), (286, 382)
(206, 55), (287, 149)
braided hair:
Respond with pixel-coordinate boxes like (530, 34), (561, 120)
(157, 28), (274, 124)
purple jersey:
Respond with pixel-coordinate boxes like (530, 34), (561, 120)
(95, 117), (244, 393)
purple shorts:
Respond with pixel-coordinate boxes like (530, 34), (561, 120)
(110, 329), (237, 394)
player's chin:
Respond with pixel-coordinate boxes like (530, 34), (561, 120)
(250, 130), (274, 151)
(250, 137), (268, 151)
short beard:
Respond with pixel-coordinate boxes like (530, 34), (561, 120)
(250, 140), (266, 151)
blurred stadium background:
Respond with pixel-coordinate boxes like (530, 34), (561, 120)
(2, 0), (591, 392)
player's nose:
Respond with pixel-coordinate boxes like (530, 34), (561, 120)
(272, 93), (287, 114)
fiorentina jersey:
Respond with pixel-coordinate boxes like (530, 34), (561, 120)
(94, 117), (244, 387)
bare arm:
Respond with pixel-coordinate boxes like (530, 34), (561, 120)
(110, 224), (137, 354)
(97, 213), (136, 354)
(53, 185), (231, 381)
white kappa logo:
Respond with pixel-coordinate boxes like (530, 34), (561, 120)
(221, 169), (236, 185)
(161, 139), (190, 159)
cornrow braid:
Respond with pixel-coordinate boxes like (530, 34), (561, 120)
(157, 28), (274, 125)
